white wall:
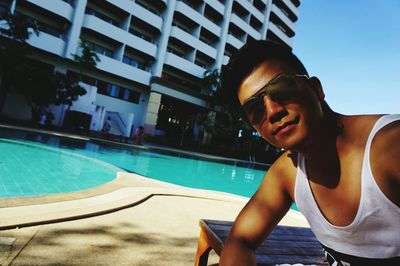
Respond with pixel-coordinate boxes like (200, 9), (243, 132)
(70, 83), (97, 114)
(95, 94), (147, 130)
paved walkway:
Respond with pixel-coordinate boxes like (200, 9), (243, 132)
(0, 173), (308, 265)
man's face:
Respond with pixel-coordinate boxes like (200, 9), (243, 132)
(237, 60), (325, 150)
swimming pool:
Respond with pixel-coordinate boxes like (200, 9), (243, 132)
(0, 127), (268, 199)
(0, 138), (122, 198)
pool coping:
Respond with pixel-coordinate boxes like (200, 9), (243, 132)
(0, 172), (307, 231)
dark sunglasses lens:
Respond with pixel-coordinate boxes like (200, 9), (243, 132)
(268, 77), (300, 101)
(244, 98), (265, 124)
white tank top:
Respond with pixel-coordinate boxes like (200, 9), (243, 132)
(294, 114), (400, 260)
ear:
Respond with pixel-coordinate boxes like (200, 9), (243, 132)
(308, 76), (325, 101)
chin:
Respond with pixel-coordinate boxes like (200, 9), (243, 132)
(272, 132), (308, 151)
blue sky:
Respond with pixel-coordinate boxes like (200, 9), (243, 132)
(293, 0), (400, 114)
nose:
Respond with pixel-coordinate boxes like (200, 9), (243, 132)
(264, 95), (286, 123)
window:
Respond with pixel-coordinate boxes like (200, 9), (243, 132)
(123, 89), (130, 101)
(128, 89), (140, 103)
(108, 84), (119, 97)
(67, 71), (140, 104)
(122, 55), (150, 71)
(123, 56), (138, 67)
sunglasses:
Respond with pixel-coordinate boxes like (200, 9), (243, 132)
(241, 74), (309, 125)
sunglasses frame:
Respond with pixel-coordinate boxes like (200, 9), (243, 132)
(241, 73), (309, 125)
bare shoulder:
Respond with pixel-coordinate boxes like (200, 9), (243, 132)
(260, 150), (298, 199)
(340, 114), (384, 132)
(267, 150), (297, 177)
(339, 114), (385, 147)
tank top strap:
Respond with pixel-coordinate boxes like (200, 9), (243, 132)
(364, 114), (400, 152)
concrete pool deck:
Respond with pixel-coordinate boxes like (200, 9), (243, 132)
(0, 172), (309, 265)
(0, 124), (308, 265)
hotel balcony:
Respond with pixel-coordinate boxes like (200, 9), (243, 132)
(175, 1), (221, 37)
(268, 22), (293, 47)
(125, 33), (157, 58)
(132, 2), (163, 31)
(203, 0), (224, 15)
(230, 13), (261, 40)
(271, 4), (296, 35)
(282, 0), (299, 21)
(96, 54), (151, 85)
(28, 30), (66, 57)
(27, 0), (73, 22)
(226, 33), (244, 50)
(235, 0), (264, 21)
(164, 52), (205, 78)
(81, 14), (156, 59)
(170, 26), (217, 59)
(82, 15), (123, 43)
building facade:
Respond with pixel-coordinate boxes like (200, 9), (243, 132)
(0, 0), (300, 137)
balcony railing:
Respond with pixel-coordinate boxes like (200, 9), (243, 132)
(85, 7), (119, 26)
(129, 28), (157, 44)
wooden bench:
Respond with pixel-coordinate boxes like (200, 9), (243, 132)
(195, 219), (328, 266)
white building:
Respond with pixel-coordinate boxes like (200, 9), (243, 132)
(0, 0), (300, 137)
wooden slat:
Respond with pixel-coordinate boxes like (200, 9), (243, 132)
(194, 219), (329, 266)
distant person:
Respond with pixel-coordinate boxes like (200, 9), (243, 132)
(38, 107), (46, 126)
(134, 126), (144, 145)
(219, 40), (400, 265)
(102, 117), (111, 133)
(45, 110), (54, 128)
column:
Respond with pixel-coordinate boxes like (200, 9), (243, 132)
(143, 91), (162, 136)
(260, 0), (273, 40)
(64, 0), (88, 59)
(213, 0), (233, 70)
(151, 0), (177, 77)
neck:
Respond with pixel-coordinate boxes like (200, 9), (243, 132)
(298, 111), (342, 163)
(297, 111), (343, 187)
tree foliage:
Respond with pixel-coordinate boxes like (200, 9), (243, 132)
(73, 40), (100, 72)
(0, 11), (95, 119)
(52, 72), (86, 108)
(0, 10), (39, 43)
(0, 10), (39, 110)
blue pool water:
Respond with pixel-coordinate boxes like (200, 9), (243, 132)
(0, 127), (268, 199)
(0, 139), (123, 198)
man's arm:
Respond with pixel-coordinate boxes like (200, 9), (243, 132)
(219, 153), (294, 265)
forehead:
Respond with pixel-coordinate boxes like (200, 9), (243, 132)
(237, 60), (295, 105)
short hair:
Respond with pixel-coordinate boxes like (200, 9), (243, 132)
(221, 40), (308, 113)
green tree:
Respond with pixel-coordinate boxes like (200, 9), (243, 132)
(53, 72), (86, 110)
(202, 69), (223, 108)
(201, 68), (257, 156)
(0, 10), (39, 112)
(73, 40), (100, 75)
(0, 11), (90, 122)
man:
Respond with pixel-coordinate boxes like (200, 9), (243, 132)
(102, 117), (111, 133)
(219, 40), (400, 265)
(134, 126), (144, 145)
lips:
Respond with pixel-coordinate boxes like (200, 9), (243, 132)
(273, 118), (299, 135)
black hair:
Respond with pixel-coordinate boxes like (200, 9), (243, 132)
(221, 40), (308, 113)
